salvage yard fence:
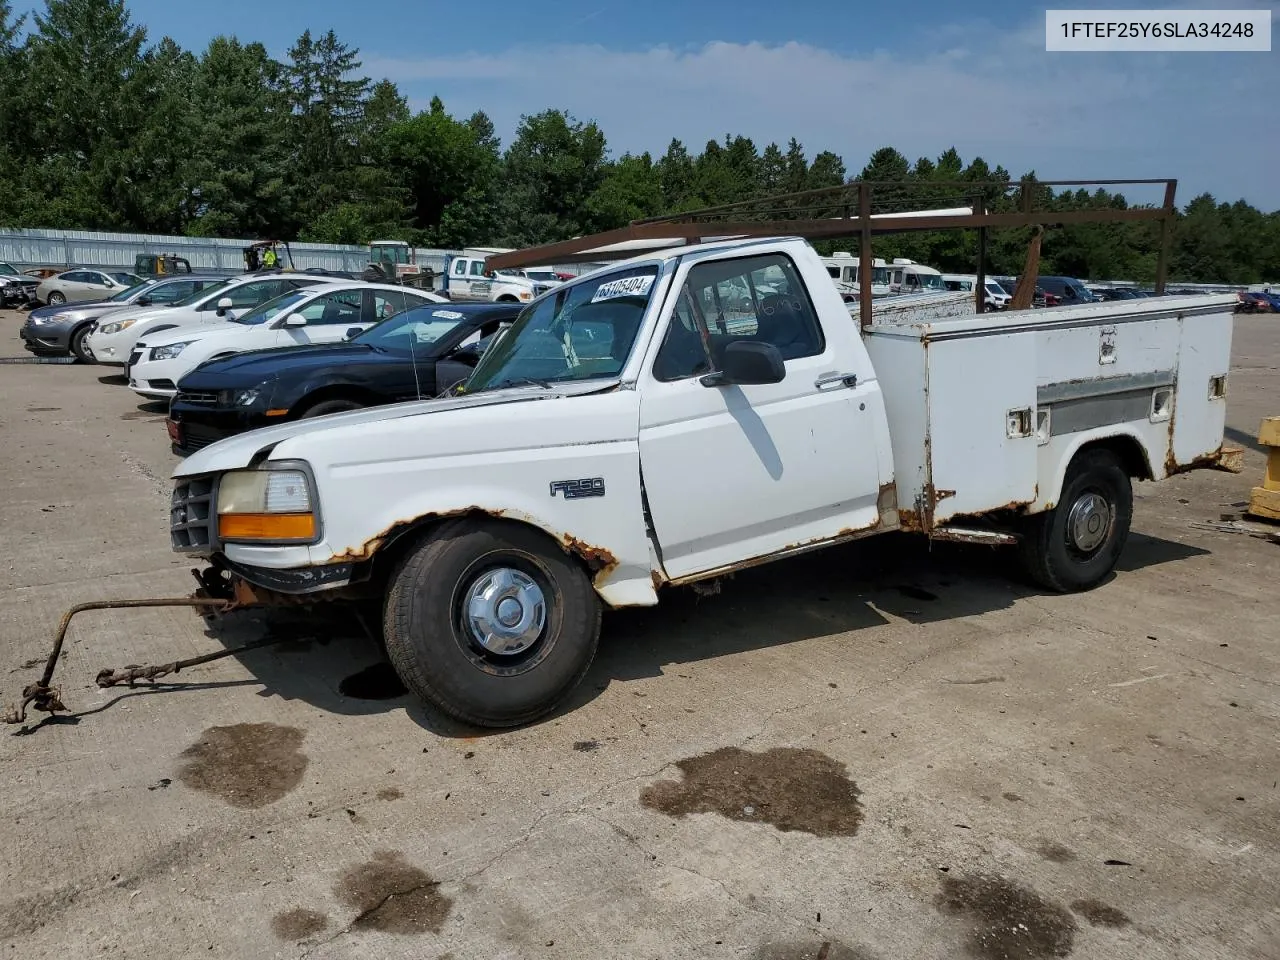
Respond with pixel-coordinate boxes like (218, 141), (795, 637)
(0, 227), (456, 276)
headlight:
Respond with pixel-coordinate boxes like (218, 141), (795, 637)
(229, 386), (265, 407)
(150, 341), (193, 361)
(216, 467), (317, 542)
(518, 291), (532, 301)
(99, 319), (137, 335)
(30, 314), (60, 325)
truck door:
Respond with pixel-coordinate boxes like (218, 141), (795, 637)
(468, 260), (492, 300)
(638, 251), (885, 580)
(449, 258), (473, 300)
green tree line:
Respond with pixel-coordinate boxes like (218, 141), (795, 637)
(1, 0), (1276, 283)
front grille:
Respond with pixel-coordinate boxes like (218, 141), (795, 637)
(128, 349), (143, 368)
(183, 432), (218, 451)
(148, 379), (176, 391)
(175, 390), (219, 405)
(171, 475), (216, 551)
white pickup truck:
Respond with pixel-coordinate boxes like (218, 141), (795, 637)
(440, 254), (558, 304)
(170, 237), (1234, 727)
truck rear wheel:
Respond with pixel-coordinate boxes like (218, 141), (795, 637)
(384, 520), (602, 727)
(1018, 448), (1132, 592)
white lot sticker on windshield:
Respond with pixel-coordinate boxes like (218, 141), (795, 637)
(591, 275), (654, 303)
(431, 310), (465, 320)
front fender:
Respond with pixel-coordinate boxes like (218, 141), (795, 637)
(314, 475), (657, 609)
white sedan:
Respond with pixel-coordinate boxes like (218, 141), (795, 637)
(87, 274), (338, 365)
(127, 283), (446, 399)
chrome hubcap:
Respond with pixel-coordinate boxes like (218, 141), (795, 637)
(464, 567), (546, 655)
(1067, 492), (1112, 553)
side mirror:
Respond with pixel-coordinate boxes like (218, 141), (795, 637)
(700, 341), (786, 387)
(215, 296), (234, 317)
(344, 327), (362, 340)
(283, 313), (307, 327)
(137, 296), (152, 306)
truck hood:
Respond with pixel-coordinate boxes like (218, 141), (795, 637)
(171, 378), (623, 477)
(182, 342), (383, 383)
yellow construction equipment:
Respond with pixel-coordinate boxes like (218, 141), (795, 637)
(1247, 417), (1280, 521)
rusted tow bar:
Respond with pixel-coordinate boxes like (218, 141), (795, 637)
(3, 586), (280, 725)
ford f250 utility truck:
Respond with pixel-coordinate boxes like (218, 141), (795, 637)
(170, 237), (1235, 728)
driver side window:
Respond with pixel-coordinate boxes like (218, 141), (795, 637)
(652, 253), (824, 382)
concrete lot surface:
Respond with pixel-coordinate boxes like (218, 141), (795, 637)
(0, 308), (1277, 960)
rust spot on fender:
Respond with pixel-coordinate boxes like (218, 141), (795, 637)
(329, 508), (492, 563)
(561, 534), (619, 582)
(1165, 443), (1244, 477)
(651, 569), (665, 591)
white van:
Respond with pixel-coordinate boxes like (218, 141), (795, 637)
(887, 258), (947, 294)
(820, 252), (892, 297)
(943, 274), (1012, 311)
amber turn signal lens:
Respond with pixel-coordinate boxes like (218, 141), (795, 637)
(218, 513), (316, 541)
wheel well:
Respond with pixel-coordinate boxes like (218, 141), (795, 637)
(292, 385), (383, 418)
(360, 511), (597, 591)
(1074, 435), (1153, 481)
(496, 295), (520, 303)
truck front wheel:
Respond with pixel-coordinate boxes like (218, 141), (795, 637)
(1018, 448), (1132, 593)
(384, 520), (602, 727)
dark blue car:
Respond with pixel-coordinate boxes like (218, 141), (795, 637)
(167, 301), (521, 454)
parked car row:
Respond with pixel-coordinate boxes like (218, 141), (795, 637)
(21, 268), (520, 454)
(1236, 290), (1280, 313)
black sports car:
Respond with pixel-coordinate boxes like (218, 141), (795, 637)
(167, 301), (519, 454)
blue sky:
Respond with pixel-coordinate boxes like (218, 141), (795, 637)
(17, 0), (1280, 208)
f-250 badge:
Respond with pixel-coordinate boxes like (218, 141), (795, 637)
(550, 478), (606, 499)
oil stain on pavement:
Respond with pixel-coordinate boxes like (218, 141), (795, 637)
(640, 746), (863, 837)
(270, 907), (329, 940)
(337, 850), (453, 934)
(1070, 898), (1131, 928)
(751, 940), (879, 959)
(936, 873), (1076, 959)
(177, 723), (307, 809)
(338, 661), (407, 700)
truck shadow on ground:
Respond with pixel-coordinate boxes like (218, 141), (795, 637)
(171, 528), (1209, 737)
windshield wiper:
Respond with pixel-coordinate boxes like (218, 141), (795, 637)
(490, 376), (552, 390)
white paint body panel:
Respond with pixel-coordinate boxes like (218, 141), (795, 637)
(173, 236), (1234, 609)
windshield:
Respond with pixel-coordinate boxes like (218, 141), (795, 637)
(175, 278), (231, 307)
(985, 281), (1008, 297)
(915, 273), (947, 292)
(465, 265), (660, 392)
(230, 289), (310, 326)
(111, 280), (154, 302)
(0, 262), (19, 275)
(111, 272), (143, 286)
(355, 306), (472, 354)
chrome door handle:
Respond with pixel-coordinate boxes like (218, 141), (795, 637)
(814, 373), (858, 389)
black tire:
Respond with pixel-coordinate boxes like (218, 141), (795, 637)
(46, 291), (66, 305)
(70, 323), (96, 364)
(1018, 448), (1132, 592)
(384, 519), (601, 727)
(299, 398), (363, 418)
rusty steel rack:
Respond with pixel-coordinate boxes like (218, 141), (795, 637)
(485, 178), (1179, 329)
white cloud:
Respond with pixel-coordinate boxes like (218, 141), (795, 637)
(364, 22), (1280, 208)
